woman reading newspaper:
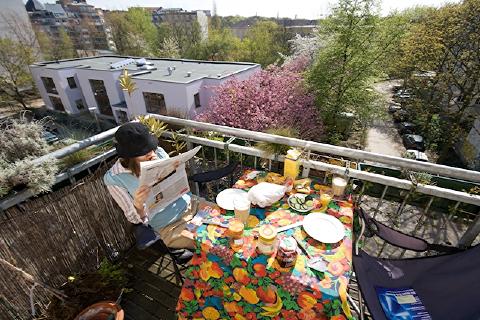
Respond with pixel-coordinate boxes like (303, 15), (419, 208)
(104, 122), (201, 252)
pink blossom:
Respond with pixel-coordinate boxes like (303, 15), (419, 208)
(196, 60), (323, 141)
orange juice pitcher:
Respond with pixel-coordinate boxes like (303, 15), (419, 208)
(283, 149), (302, 180)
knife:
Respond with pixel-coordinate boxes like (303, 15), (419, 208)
(293, 234), (312, 259)
(277, 221), (303, 233)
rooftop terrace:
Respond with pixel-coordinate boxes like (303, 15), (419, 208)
(31, 55), (260, 84)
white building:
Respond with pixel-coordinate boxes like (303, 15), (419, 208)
(29, 55), (260, 123)
(1, 0), (35, 41)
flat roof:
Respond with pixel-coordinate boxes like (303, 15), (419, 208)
(31, 55), (260, 84)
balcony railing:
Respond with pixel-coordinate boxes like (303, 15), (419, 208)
(2, 115), (479, 250)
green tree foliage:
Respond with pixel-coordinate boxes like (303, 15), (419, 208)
(157, 36), (181, 59)
(219, 15), (246, 28)
(383, 6), (438, 79)
(193, 28), (243, 61)
(37, 27), (77, 61)
(0, 38), (35, 108)
(211, 0), (222, 30)
(174, 20), (203, 58)
(34, 28), (54, 60)
(308, 0), (399, 141)
(106, 8), (158, 56)
(242, 21), (288, 67)
(155, 20), (202, 58)
(157, 22), (173, 45)
(398, 0), (480, 160)
(52, 28), (76, 60)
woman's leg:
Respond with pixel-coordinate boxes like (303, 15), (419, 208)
(157, 196), (202, 249)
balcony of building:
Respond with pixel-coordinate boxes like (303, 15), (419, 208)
(1, 115), (479, 320)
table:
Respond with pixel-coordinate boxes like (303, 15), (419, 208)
(176, 170), (354, 320)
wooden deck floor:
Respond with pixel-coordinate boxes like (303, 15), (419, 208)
(121, 247), (186, 320)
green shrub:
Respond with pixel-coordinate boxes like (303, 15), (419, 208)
(256, 127), (298, 156)
(0, 116), (58, 197)
(138, 116), (167, 138)
(59, 148), (96, 169)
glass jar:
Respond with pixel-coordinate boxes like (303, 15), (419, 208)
(228, 219), (244, 251)
(277, 236), (298, 268)
(233, 197), (250, 224)
(257, 225), (277, 255)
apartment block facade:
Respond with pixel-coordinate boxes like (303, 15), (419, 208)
(25, 0), (115, 54)
(152, 8), (210, 41)
(29, 56), (260, 123)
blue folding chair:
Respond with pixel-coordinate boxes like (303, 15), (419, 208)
(133, 224), (192, 285)
(352, 208), (479, 320)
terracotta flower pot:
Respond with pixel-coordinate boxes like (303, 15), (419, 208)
(74, 301), (124, 320)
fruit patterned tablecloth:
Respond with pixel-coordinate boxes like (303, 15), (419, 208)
(176, 170), (355, 320)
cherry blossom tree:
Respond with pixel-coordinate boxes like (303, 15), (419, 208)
(196, 62), (323, 141)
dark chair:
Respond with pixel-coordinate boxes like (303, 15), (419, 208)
(133, 224), (192, 285)
(190, 161), (239, 201)
(352, 208), (479, 320)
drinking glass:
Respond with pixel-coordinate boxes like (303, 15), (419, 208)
(319, 190), (333, 211)
(233, 197), (250, 224)
(332, 176), (348, 196)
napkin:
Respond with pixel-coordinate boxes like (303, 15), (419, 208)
(247, 182), (286, 208)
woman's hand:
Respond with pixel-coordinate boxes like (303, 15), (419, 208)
(133, 185), (151, 213)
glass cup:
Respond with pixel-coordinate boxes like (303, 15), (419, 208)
(332, 176), (348, 196)
(233, 197), (250, 224)
(319, 190), (333, 211)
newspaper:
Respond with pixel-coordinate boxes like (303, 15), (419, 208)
(139, 146), (201, 213)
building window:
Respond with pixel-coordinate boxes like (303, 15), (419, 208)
(194, 93), (201, 108)
(89, 79), (112, 116)
(49, 96), (64, 111)
(143, 92), (167, 114)
(67, 77), (77, 89)
(41, 77), (57, 94)
(75, 99), (85, 110)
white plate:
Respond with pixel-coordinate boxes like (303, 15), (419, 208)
(216, 188), (249, 211)
(303, 212), (345, 243)
(288, 194), (314, 213)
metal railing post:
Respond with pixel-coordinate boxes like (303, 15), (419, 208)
(458, 212), (480, 247)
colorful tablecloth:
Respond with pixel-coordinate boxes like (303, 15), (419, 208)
(176, 170), (354, 320)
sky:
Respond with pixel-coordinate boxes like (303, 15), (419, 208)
(38, 0), (461, 19)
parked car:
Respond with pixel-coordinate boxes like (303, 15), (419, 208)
(393, 94), (412, 103)
(398, 122), (417, 134)
(42, 130), (59, 144)
(388, 103), (402, 113)
(391, 85), (403, 93)
(393, 109), (409, 123)
(393, 89), (413, 103)
(402, 134), (425, 151)
(393, 89), (412, 97)
(405, 149), (429, 162)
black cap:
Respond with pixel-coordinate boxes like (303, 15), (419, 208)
(114, 122), (158, 158)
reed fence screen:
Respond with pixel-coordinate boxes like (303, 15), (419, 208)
(0, 164), (134, 319)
